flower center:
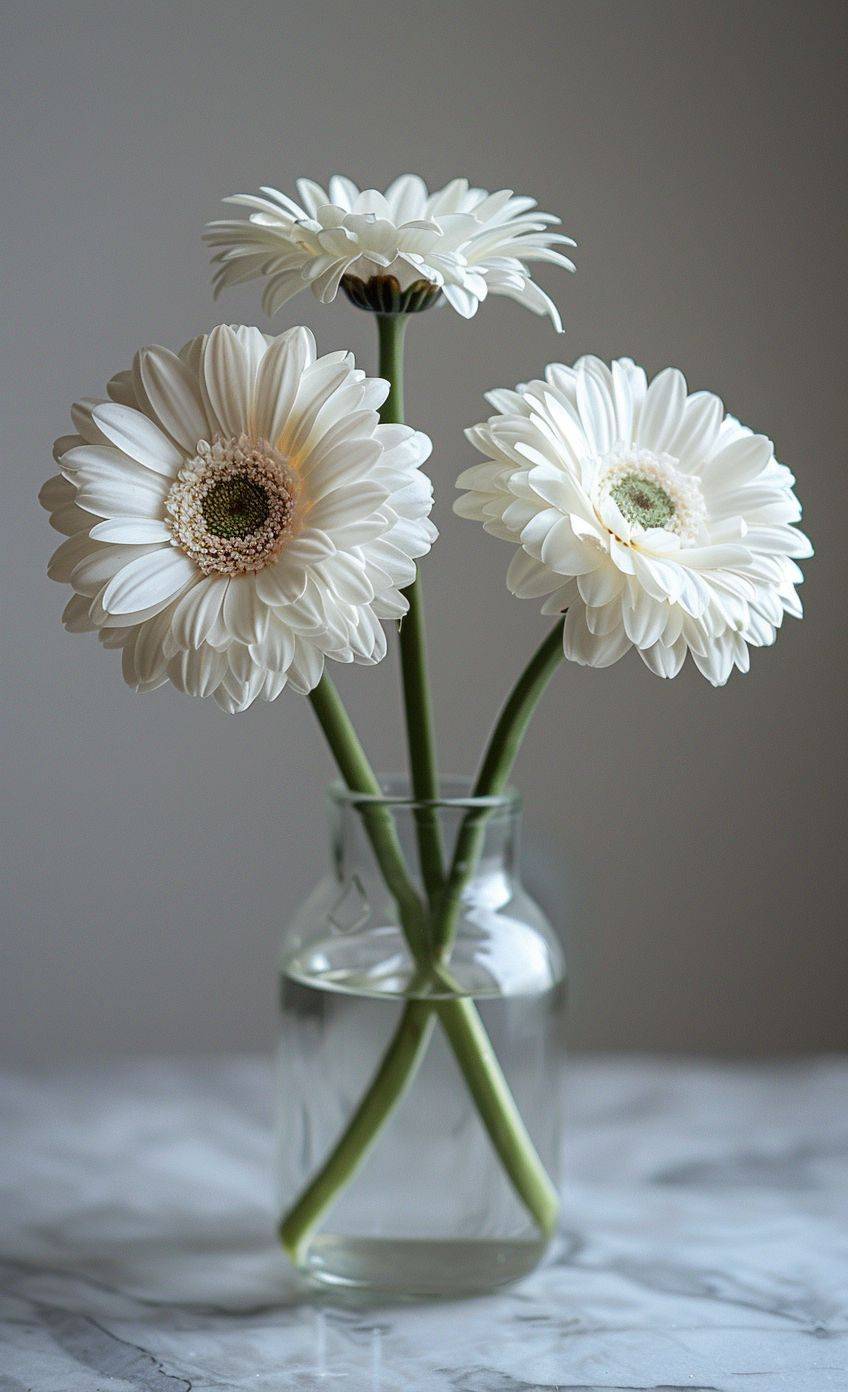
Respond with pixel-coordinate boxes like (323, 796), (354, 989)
(610, 473), (675, 530)
(201, 477), (270, 539)
(596, 446), (706, 543)
(165, 435), (297, 577)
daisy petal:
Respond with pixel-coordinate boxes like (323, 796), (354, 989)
(101, 548), (197, 615)
(91, 403), (184, 476)
(170, 577), (229, 649)
(252, 327), (312, 445)
(136, 346), (209, 454)
(202, 325), (252, 437)
(89, 517), (172, 544)
(637, 368), (687, 453)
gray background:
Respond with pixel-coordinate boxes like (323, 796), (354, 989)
(2, 0), (846, 1064)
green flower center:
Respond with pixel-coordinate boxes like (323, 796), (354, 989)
(201, 477), (270, 539)
(610, 473), (675, 530)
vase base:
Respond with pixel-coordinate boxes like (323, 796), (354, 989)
(300, 1234), (551, 1297)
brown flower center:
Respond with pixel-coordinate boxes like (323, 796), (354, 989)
(165, 435), (297, 577)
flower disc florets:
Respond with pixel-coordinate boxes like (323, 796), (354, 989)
(595, 445), (706, 543)
(165, 435), (297, 577)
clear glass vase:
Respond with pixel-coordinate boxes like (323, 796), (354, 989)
(275, 778), (566, 1297)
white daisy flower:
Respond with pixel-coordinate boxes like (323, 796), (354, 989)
(204, 173), (575, 327)
(455, 356), (811, 686)
(41, 325), (436, 713)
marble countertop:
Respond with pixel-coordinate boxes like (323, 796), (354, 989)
(1, 1056), (846, 1392)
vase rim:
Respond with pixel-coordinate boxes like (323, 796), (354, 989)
(328, 774), (521, 812)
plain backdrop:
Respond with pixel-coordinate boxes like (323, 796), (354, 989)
(2, 0), (846, 1064)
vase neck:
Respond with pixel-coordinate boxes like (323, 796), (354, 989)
(328, 779), (521, 900)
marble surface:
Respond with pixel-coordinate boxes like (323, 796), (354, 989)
(1, 1056), (846, 1392)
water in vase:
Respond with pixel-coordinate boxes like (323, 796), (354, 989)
(276, 945), (566, 1296)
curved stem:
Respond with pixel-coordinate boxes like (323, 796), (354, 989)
(280, 999), (436, 1265)
(308, 676), (428, 963)
(436, 998), (560, 1238)
(377, 313), (444, 903)
(433, 618), (565, 960)
(472, 618), (566, 800)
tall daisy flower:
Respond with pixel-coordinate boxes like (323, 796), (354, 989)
(41, 325), (436, 713)
(204, 174), (575, 327)
(456, 356), (811, 685)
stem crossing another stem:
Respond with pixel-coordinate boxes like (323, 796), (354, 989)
(277, 307), (566, 1267)
(281, 622), (564, 1265)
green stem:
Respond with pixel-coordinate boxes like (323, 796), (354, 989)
(376, 310), (407, 423)
(280, 999), (436, 1265)
(377, 313), (444, 903)
(437, 998), (560, 1237)
(472, 618), (566, 800)
(279, 654), (563, 1263)
(308, 675), (428, 964)
(280, 681), (435, 1262)
(432, 618), (566, 961)
(420, 619), (566, 1238)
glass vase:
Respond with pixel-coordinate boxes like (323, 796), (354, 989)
(275, 778), (566, 1296)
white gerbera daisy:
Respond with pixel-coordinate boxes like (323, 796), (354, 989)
(41, 325), (436, 713)
(456, 356), (811, 686)
(204, 173), (575, 327)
